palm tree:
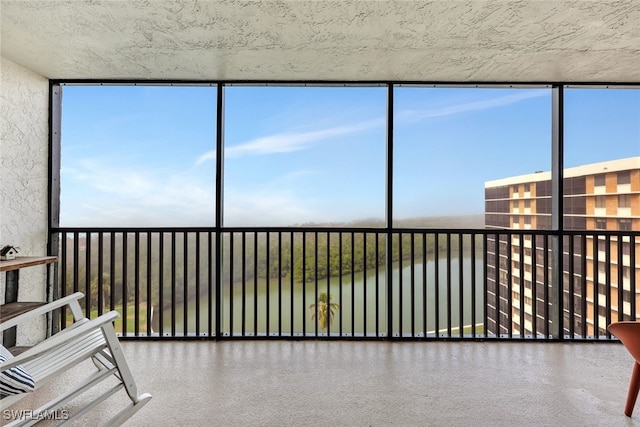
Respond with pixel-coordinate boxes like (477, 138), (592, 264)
(309, 292), (340, 331)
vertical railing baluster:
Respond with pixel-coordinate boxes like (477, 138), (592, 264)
(350, 232), (354, 336)
(339, 232), (344, 336)
(398, 233), (403, 337)
(581, 234), (587, 337)
(278, 231), (283, 337)
(229, 232), (234, 337)
(422, 233), (427, 337)
(532, 236), (538, 338)
(471, 233), (477, 338)
(135, 231), (140, 336)
(147, 232), (153, 336)
(434, 232), (440, 337)
(290, 232), (295, 336)
(122, 232), (128, 336)
(253, 233), (259, 335)
(85, 231), (91, 317)
(459, 233), (464, 338)
(170, 231), (175, 337)
(446, 233), (452, 337)
(494, 233), (500, 336)
(593, 233), (599, 337)
(483, 233), (488, 338)
(267, 231), (272, 336)
(506, 234), (512, 339)
(618, 232), (624, 322)
(302, 232), (307, 336)
(544, 235), (550, 338)
(98, 232), (104, 317)
(568, 235), (575, 338)
(632, 236), (637, 321)
(110, 232), (115, 313)
(208, 231), (213, 338)
(183, 231), (188, 337)
(314, 231), (318, 336)
(159, 232), (164, 337)
(327, 232), (332, 337)
(409, 232), (415, 338)
(241, 232), (246, 337)
(60, 231), (68, 328)
(376, 232), (381, 338)
(195, 232), (201, 336)
(363, 232), (368, 337)
(605, 234), (612, 337)
(518, 233), (525, 338)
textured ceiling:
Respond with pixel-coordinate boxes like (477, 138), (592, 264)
(1, 0), (639, 82)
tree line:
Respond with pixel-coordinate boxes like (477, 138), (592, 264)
(59, 218), (484, 312)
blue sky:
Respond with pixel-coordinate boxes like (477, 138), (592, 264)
(60, 85), (639, 226)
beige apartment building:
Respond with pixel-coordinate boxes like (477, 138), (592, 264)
(484, 157), (640, 337)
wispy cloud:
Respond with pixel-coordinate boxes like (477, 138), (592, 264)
(61, 159), (215, 226)
(195, 91), (545, 165)
(397, 90), (548, 123)
(223, 190), (315, 226)
(195, 118), (383, 165)
(196, 150), (217, 165)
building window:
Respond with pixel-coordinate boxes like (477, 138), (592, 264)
(595, 219), (607, 230)
(596, 196), (606, 208)
(618, 171), (631, 185)
(524, 183), (530, 193)
(619, 219), (632, 231)
(619, 194), (631, 208)
(594, 174), (606, 187)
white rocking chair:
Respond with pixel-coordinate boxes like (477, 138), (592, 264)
(0, 292), (151, 426)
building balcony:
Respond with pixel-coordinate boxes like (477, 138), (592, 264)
(2, 1), (640, 425)
(3, 340), (633, 425)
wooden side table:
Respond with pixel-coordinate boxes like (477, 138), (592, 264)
(1, 256), (57, 350)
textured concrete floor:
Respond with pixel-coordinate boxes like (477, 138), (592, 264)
(4, 340), (640, 427)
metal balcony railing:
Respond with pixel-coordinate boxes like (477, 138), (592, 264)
(52, 227), (639, 341)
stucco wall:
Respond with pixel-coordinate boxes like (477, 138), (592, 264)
(0, 56), (50, 345)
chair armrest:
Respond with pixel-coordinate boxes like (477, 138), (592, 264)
(0, 292), (85, 332)
(0, 310), (120, 371)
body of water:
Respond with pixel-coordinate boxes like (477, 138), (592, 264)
(160, 254), (485, 337)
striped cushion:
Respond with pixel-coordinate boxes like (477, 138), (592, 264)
(0, 353), (36, 396)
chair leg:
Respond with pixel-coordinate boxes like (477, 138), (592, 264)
(625, 362), (640, 417)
